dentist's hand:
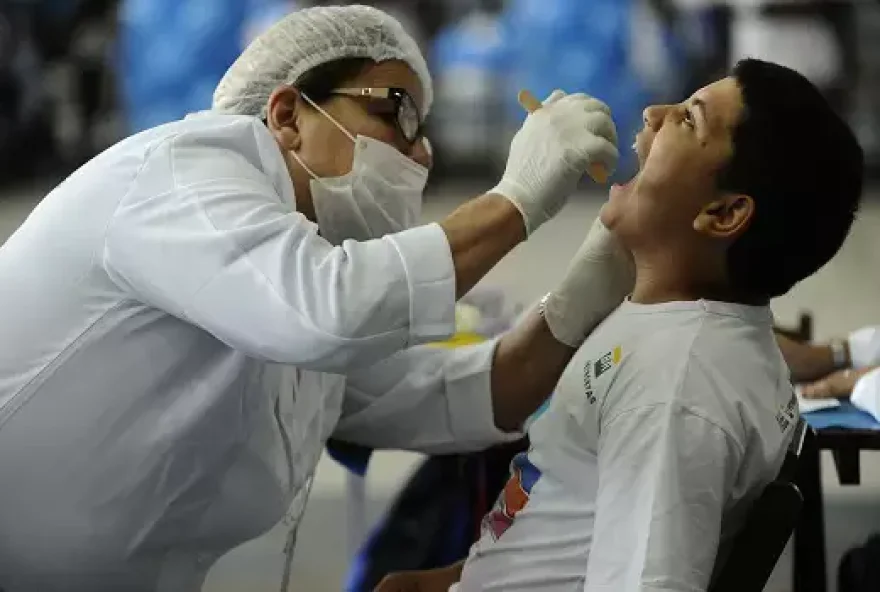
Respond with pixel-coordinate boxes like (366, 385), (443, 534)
(488, 217), (633, 431)
(542, 217), (635, 347)
(490, 91), (619, 235)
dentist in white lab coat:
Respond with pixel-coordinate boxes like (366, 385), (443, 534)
(0, 5), (631, 592)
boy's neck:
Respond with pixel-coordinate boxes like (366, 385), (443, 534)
(630, 249), (767, 306)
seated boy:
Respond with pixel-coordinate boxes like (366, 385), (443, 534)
(377, 58), (863, 591)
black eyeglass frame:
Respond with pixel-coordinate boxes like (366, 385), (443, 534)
(330, 87), (423, 145)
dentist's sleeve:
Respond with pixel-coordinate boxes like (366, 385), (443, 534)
(334, 341), (522, 454)
(102, 126), (455, 372)
(849, 326), (880, 369)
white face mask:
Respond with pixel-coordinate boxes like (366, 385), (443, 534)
(290, 94), (429, 245)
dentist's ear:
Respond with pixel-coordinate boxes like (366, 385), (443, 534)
(693, 194), (754, 239)
(266, 86), (303, 152)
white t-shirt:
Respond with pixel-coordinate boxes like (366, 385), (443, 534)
(455, 299), (798, 592)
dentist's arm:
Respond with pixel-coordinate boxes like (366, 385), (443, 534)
(490, 306), (578, 430)
(335, 217), (635, 450)
(441, 195), (526, 300)
(335, 311), (574, 456)
(443, 91), (618, 296)
(104, 96), (616, 373)
(493, 216), (634, 428)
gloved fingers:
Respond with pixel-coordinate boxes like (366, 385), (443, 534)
(577, 215), (634, 267)
(562, 93), (612, 117)
(570, 136), (619, 177)
(542, 89), (567, 107)
(585, 215), (613, 238)
(580, 110), (618, 147)
(553, 94), (618, 147)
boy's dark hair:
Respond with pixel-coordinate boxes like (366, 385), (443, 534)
(719, 58), (864, 299)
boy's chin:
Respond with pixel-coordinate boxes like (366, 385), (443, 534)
(598, 201), (619, 231)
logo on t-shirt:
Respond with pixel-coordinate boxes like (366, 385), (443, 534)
(775, 390), (798, 433)
(594, 346), (623, 378)
(583, 346), (623, 405)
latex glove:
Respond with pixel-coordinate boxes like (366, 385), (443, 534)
(490, 91), (619, 235)
(543, 217), (635, 348)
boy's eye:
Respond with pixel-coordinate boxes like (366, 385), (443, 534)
(683, 110), (696, 129)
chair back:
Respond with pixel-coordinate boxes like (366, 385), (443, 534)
(708, 420), (811, 592)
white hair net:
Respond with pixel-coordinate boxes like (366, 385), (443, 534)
(212, 4), (432, 120)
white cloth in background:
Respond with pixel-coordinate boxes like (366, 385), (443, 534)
(847, 326), (880, 422)
(455, 299), (797, 592)
(849, 326), (880, 370)
(729, 5), (842, 88)
(851, 367), (880, 422)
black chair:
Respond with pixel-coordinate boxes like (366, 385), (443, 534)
(709, 419), (812, 592)
(775, 312), (814, 344)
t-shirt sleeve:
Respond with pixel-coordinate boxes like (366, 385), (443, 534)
(584, 404), (742, 592)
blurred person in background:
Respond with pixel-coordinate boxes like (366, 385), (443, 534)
(119, 0), (265, 133)
(0, 0), (60, 185)
(779, 327), (880, 410)
(0, 4), (629, 592)
(377, 58), (863, 592)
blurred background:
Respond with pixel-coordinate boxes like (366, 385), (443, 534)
(2, 0), (880, 590)
(0, 0), (877, 187)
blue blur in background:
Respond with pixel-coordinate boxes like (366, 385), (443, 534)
(502, 0), (651, 179)
(429, 0), (658, 180)
(118, 0), (295, 133)
(120, 0), (674, 180)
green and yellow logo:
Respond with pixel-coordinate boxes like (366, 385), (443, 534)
(593, 346), (623, 379)
(584, 346), (622, 405)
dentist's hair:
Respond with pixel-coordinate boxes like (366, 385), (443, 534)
(213, 5), (432, 119)
(293, 58), (373, 104)
(719, 59), (863, 299)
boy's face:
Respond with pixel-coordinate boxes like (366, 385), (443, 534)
(601, 77), (754, 252)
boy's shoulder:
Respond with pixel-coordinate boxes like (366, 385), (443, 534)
(595, 306), (790, 438)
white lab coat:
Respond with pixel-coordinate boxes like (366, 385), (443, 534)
(0, 113), (513, 592)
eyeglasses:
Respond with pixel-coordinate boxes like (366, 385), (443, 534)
(330, 87), (422, 145)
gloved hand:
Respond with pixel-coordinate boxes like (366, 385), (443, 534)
(490, 91), (619, 235)
(542, 216), (635, 348)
